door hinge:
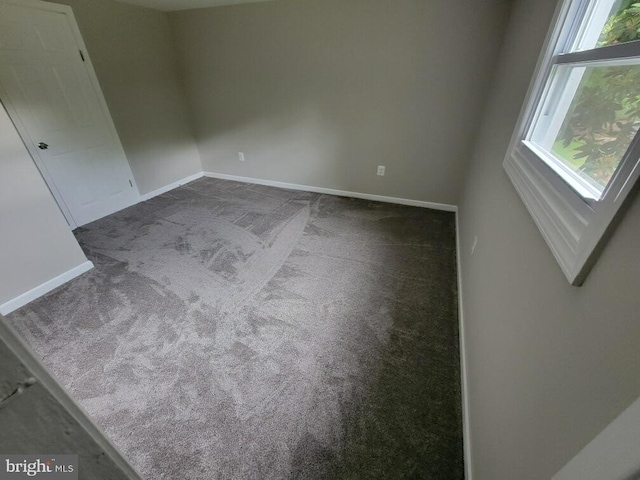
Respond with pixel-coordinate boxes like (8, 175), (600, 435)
(129, 179), (133, 187)
(79, 50), (85, 62)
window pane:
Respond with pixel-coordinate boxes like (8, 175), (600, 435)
(552, 64), (640, 191)
(576, 0), (640, 51)
(533, 64), (640, 194)
(598, 0), (640, 46)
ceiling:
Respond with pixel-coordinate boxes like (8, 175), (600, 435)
(114, 0), (275, 12)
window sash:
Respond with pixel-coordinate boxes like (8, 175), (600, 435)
(526, 13), (640, 202)
(527, 56), (640, 200)
(556, 40), (640, 65)
(502, 0), (640, 285)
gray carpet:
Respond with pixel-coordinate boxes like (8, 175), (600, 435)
(7, 177), (463, 480)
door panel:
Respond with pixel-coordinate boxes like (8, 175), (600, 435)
(0, 2), (138, 227)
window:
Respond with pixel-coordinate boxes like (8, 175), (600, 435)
(504, 0), (640, 285)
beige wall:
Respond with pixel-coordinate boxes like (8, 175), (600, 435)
(0, 104), (88, 307)
(47, 0), (202, 195)
(170, 0), (510, 206)
(458, 0), (640, 478)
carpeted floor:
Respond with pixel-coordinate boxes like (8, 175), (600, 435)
(7, 177), (463, 479)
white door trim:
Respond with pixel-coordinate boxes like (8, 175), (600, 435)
(0, 0), (140, 228)
(0, 93), (78, 227)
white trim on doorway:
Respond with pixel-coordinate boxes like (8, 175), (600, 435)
(0, 0), (141, 229)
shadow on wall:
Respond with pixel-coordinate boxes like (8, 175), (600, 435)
(171, 0), (511, 205)
(197, 105), (342, 186)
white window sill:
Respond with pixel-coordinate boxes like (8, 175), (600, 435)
(522, 141), (601, 202)
(504, 139), (640, 285)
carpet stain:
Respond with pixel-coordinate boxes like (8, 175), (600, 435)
(7, 178), (462, 480)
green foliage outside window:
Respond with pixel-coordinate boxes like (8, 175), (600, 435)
(554, 0), (640, 189)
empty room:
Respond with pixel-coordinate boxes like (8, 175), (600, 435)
(1, 0), (640, 479)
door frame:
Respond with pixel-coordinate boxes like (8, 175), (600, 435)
(0, 0), (140, 229)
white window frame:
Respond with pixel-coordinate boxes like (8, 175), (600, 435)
(503, 0), (640, 286)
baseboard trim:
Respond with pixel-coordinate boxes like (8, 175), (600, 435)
(203, 171), (458, 212)
(455, 212), (473, 480)
(139, 171), (204, 202)
(0, 261), (94, 315)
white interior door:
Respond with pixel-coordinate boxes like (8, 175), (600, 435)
(0, 0), (139, 228)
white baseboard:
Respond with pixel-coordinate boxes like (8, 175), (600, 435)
(0, 261), (94, 315)
(139, 171), (204, 202)
(203, 171), (458, 212)
(138, 170), (458, 212)
(456, 212), (473, 480)
(10, 173), (204, 314)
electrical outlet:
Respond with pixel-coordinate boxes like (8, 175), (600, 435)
(238, 152), (245, 162)
(377, 165), (386, 176)
(471, 236), (478, 255)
